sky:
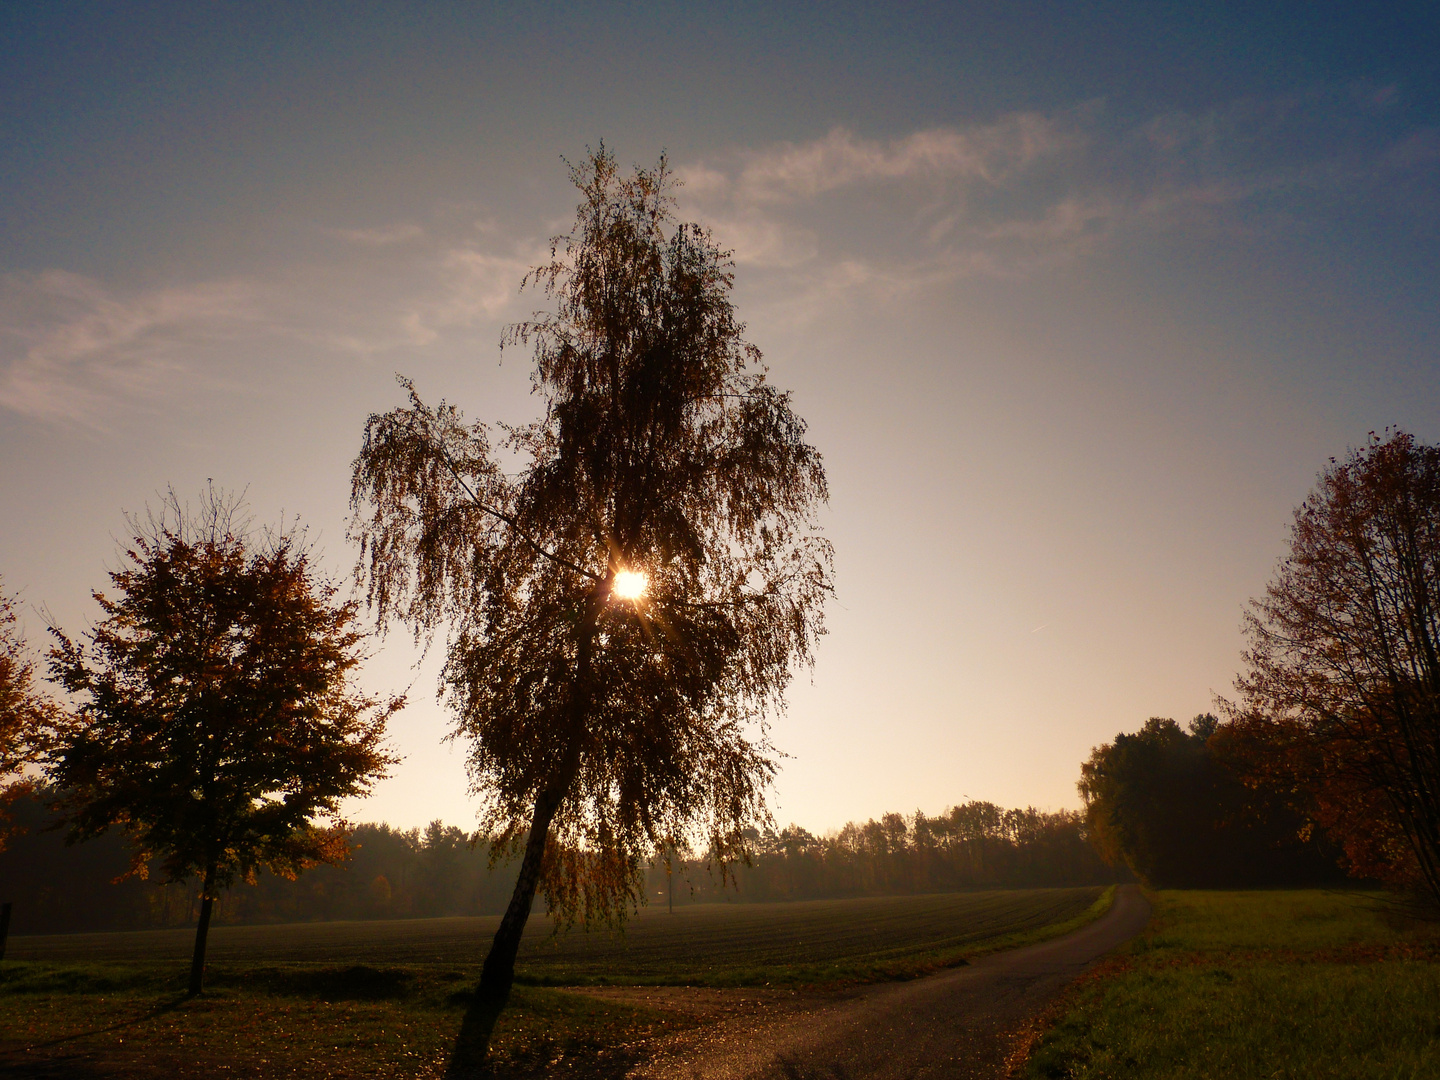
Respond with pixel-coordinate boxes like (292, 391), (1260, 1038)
(3, 1), (1438, 836)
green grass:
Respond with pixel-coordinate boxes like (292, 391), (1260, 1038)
(0, 886), (1107, 1078)
(1024, 889), (1440, 1080)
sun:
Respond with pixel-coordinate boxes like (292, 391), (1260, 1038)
(612, 569), (647, 600)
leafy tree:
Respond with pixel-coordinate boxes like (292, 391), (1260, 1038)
(350, 146), (832, 1021)
(1079, 715), (1337, 888)
(1081, 716), (1221, 886)
(417, 819), (469, 915)
(0, 577), (53, 851)
(46, 490), (401, 994)
(1230, 430), (1440, 903)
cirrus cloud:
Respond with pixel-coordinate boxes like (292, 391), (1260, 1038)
(0, 270), (260, 425)
(676, 87), (1439, 309)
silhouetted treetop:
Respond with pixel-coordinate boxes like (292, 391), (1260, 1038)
(1079, 714), (1340, 888)
(350, 146), (832, 1013)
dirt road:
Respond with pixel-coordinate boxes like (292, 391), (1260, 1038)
(624, 884), (1150, 1080)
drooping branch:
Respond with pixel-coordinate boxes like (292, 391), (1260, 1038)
(350, 146), (831, 971)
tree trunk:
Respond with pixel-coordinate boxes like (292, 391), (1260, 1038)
(448, 585), (608, 1080)
(475, 787), (565, 1005)
(452, 751), (586, 1077)
(474, 584), (606, 1008)
(188, 866), (216, 996)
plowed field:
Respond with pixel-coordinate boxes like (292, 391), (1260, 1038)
(8, 886), (1104, 985)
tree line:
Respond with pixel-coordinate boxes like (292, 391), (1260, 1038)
(0, 786), (1121, 935)
(1079, 714), (1345, 888)
(687, 804), (1123, 902)
(1082, 432), (1440, 902)
(0, 791), (510, 934)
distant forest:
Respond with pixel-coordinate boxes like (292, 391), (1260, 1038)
(0, 792), (1123, 935)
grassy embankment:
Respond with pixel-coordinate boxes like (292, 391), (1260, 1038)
(1, 885), (1110, 1078)
(1023, 889), (1440, 1080)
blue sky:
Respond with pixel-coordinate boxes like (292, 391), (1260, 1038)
(3, 1), (1438, 833)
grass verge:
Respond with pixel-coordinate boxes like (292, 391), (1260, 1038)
(1021, 889), (1440, 1080)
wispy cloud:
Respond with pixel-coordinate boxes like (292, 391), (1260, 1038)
(676, 89), (1439, 314)
(6, 86), (1433, 423)
(331, 223), (427, 246)
(0, 271), (259, 425)
(0, 223), (544, 426)
(688, 114), (1079, 204)
(398, 246), (536, 346)
(676, 114), (1089, 274)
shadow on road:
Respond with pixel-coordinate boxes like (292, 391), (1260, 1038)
(445, 988), (507, 1078)
(772, 1057), (856, 1079)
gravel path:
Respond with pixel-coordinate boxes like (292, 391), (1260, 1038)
(624, 884), (1150, 1080)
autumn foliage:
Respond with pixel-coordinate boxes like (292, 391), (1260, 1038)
(1229, 431), (1440, 902)
(0, 577), (52, 850)
(45, 490), (401, 992)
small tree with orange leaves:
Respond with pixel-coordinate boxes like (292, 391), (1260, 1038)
(46, 490), (401, 994)
(0, 577), (53, 851)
